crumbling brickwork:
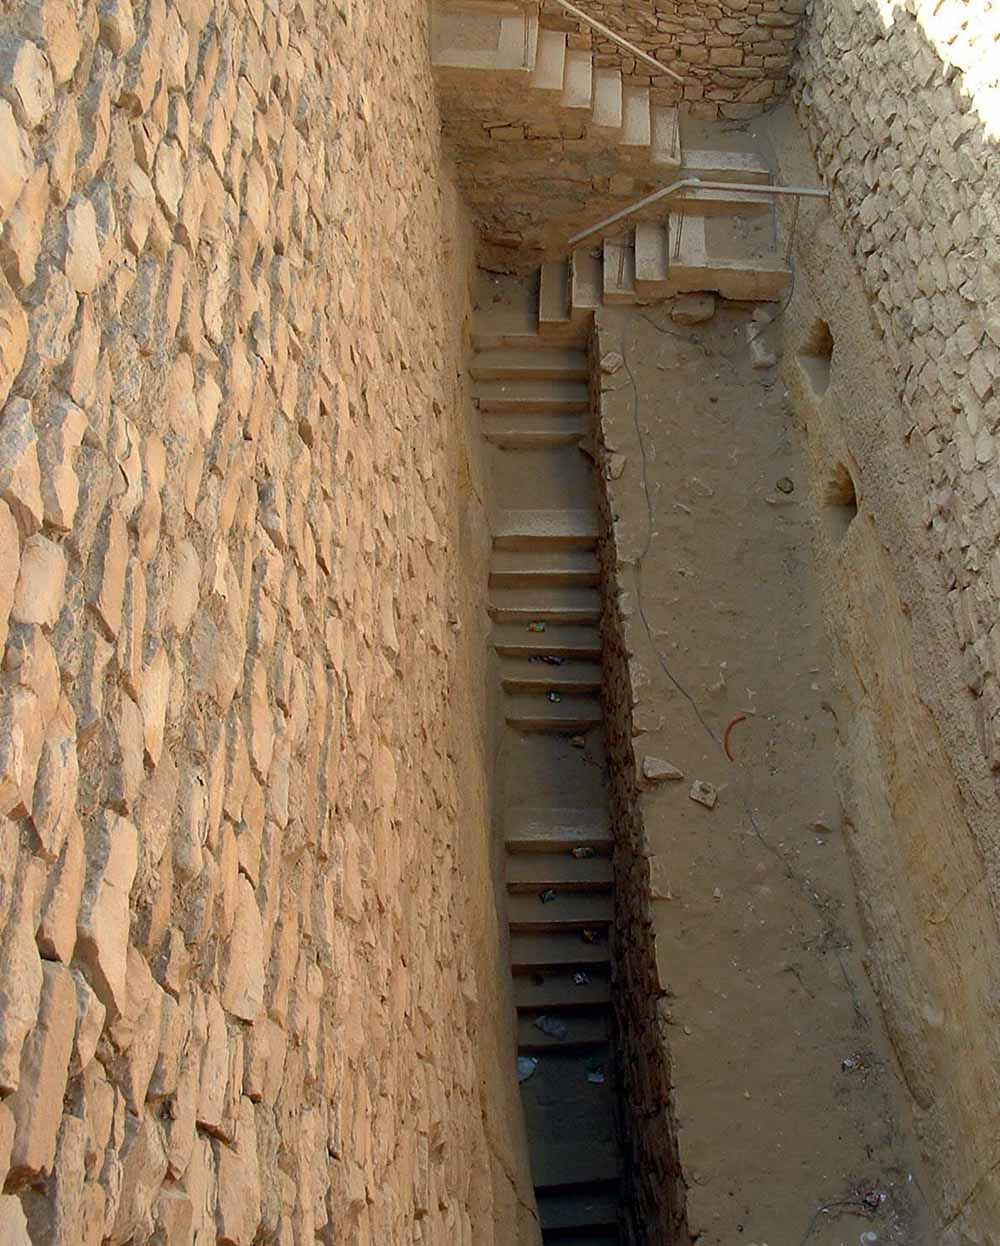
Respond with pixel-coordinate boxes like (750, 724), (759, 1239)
(540, 0), (806, 117)
(0, 0), (538, 1242)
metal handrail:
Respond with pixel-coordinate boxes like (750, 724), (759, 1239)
(552, 0), (684, 83)
(568, 178), (829, 247)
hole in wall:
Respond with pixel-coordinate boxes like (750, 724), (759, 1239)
(798, 318), (834, 397)
(823, 462), (858, 542)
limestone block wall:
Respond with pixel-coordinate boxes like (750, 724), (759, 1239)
(771, 0), (1000, 1229)
(539, 0), (806, 117)
(0, 0), (539, 1242)
(793, 0), (1000, 760)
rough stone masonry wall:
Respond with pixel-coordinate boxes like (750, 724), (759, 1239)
(588, 335), (688, 1246)
(794, 0), (1000, 751)
(778, 0), (1000, 1234)
(0, 0), (539, 1243)
(539, 0), (805, 117)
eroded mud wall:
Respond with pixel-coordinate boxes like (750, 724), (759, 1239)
(0, 0), (538, 1242)
(771, 0), (1000, 1230)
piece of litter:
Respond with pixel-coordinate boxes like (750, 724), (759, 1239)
(689, 780), (718, 809)
(527, 621), (546, 633)
(587, 1068), (606, 1085)
(712, 887), (723, 900)
(642, 755), (684, 783)
(841, 1054), (861, 1072)
(776, 476), (795, 494)
(546, 691), (562, 703)
(534, 1015), (569, 1041)
(530, 655), (565, 666)
(570, 735), (586, 749)
(539, 889), (557, 904)
(580, 929), (601, 944)
(573, 971), (590, 986)
(600, 351), (624, 374)
(571, 846), (596, 859)
(517, 1056), (538, 1083)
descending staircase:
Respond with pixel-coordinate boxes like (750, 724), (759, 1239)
(429, 1), (794, 298)
(430, 0), (683, 172)
(476, 305), (623, 1240)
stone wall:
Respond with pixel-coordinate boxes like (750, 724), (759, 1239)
(769, 0), (1000, 1223)
(0, 0), (539, 1243)
(539, 0), (806, 118)
(588, 334), (688, 1246)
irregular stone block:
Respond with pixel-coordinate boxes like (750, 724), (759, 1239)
(0, 161), (48, 289)
(0, 398), (42, 536)
(12, 533), (66, 628)
(0, 102), (32, 219)
(0, 687), (44, 819)
(221, 877), (265, 1022)
(139, 645), (170, 769)
(35, 806), (84, 961)
(36, 396), (87, 531)
(108, 1113), (168, 1246)
(6, 960), (76, 1180)
(97, 0), (136, 54)
(75, 812), (138, 1020)
(64, 197), (102, 294)
(0, 39), (55, 129)
(0, 854), (43, 1092)
(0, 1196), (30, 1245)
(88, 508), (127, 639)
(0, 272), (27, 408)
(23, 0), (81, 85)
(69, 969), (105, 1076)
(0, 500), (19, 654)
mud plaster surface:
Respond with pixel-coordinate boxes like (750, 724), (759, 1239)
(598, 303), (931, 1245)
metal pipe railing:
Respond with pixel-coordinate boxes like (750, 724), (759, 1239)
(552, 0), (685, 83)
(568, 178), (829, 247)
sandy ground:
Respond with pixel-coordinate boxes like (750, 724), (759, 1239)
(597, 302), (932, 1246)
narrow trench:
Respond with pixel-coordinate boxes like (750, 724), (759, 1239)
(475, 271), (926, 1246)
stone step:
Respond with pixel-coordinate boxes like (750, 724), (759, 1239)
(539, 1185), (620, 1233)
(591, 67), (623, 129)
(494, 509), (599, 550)
(476, 379), (589, 413)
(561, 48), (593, 109)
(510, 929), (611, 970)
(651, 103), (681, 167)
(490, 548), (600, 589)
(500, 658), (602, 694)
(488, 586), (602, 625)
(513, 966), (612, 1010)
(620, 85), (650, 148)
(634, 222), (669, 296)
(539, 260), (570, 329)
(570, 249), (602, 315)
(522, 1052), (620, 1190)
(506, 852), (614, 892)
(471, 347), (588, 382)
(531, 26), (567, 90)
(517, 1009), (610, 1052)
(506, 806), (612, 853)
(602, 240), (635, 304)
(492, 623), (602, 660)
(482, 413), (588, 448)
(682, 147), (771, 185)
(430, 7), (538, 72)
(541, 1232), (620, 1246)
(508, 891), (613, 931)
(504, 691), (603, 732)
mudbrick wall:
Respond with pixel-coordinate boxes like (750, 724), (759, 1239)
(0, 0), (539, 1243)
(539, 0), (806, 117)
(773, 0), (1000, 1233)
(588, 339), (688, 1246)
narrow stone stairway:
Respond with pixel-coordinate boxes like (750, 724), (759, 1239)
(474, 305), (622, 1242)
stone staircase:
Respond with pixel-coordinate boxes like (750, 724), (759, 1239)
(476, 306), (622, 1241)
(429, 0), (794, 294)
(430, 0), (682, 172)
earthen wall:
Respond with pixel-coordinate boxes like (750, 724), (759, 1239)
(0, 0), (538, 1242)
